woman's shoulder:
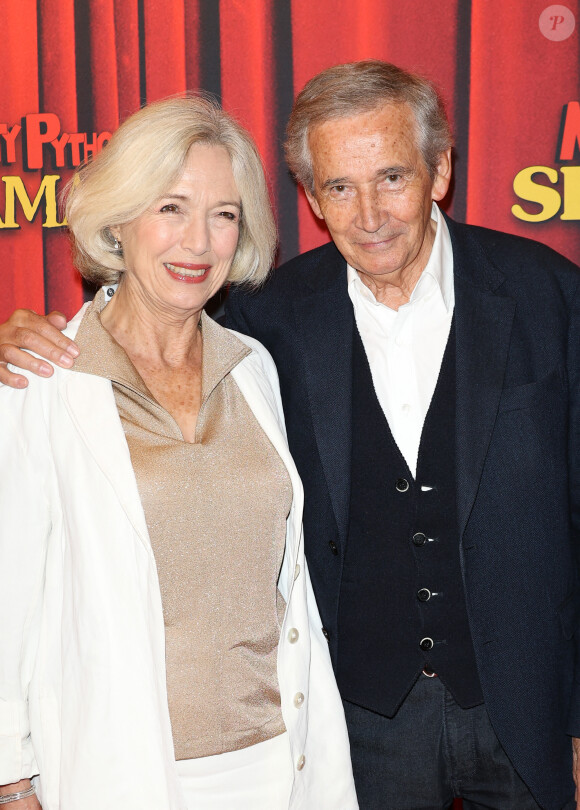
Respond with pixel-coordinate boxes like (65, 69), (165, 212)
(64, 300), (92, 340)
(0, 300), (102, 407)
(227, 326), (271, 357)
(226, 327), (279, 380)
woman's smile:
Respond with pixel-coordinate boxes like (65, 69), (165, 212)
(164, 262), (212, 282)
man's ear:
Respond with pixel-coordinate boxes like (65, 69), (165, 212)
(304, 187), (324, 220)
(431, 148), (452, 202)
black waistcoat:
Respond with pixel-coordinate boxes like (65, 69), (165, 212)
(336, 321), (483, 717)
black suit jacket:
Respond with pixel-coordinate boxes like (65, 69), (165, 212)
(227, 215), (580, 810)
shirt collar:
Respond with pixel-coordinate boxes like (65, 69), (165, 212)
(73, 287), (149, 396)
(347, 202), (454, 312)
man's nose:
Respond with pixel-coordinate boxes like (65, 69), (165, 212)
(357, 190), (384, 233)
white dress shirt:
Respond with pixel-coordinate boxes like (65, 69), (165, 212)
(347, 203), (454, 478)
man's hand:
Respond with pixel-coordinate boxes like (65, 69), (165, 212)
(0, 309), (79, 388)
(573, 736), (580, 809)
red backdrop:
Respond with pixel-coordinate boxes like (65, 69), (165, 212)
(0, 0), (578, 326)
(1, 3), (578, 805)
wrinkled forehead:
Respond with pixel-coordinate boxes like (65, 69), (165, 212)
(308, 102), (422, 171)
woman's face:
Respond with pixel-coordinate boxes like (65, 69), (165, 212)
(113, 143), (241, 318)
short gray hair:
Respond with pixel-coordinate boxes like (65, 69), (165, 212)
(65, 95), (276, 288)
(285, 60), (453, 192)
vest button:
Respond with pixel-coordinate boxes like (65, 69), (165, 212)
(288, 628), (300, 644)
(420, 637), (434, 651)
(297, 754), (306, 771)
(328, 540), (339, 555)
(395, 478), (410, 492)
(417, 588), (431, 602)
(412, 532), (427, 546)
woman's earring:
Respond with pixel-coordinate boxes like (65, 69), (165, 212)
(113, 236), (122, 252)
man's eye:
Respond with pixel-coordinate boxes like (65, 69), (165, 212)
(386, 174), (401, 183)
(328, 185), (350, 198)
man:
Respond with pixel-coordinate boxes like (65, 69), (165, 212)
(1, 61), (579, 810)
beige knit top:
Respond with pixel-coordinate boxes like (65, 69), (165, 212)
(73, 290), (292, 759)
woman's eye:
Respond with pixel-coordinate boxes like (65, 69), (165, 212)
(219, 211), (238, 221)
(159, 203), (179, 213)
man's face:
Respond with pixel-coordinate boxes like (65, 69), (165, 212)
(305, 103), (451, 289)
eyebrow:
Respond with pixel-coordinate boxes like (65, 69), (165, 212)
(158, 194), (242, 210)
(376, 166), (409, 178)
(213, 200), (242, 210)
(320, 176), (350, 191)
(320, 166), (410, 191)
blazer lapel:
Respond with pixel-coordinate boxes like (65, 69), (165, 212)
(293, 254), (354, 546)
(60, 371), (152, 550)
(450, 221), (516, 539)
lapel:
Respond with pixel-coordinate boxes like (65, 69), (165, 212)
(59, 370), (152, 551)
(447, 217), (516, 539)
(292, 246), (354, 546)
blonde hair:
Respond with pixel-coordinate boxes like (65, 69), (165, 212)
(65, 95), (277, 287)
(285, 60), (453, 192)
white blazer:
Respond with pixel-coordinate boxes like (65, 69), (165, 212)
(0, 303), (358, 810)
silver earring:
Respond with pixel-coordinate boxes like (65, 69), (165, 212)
(113, 236), (121, 252)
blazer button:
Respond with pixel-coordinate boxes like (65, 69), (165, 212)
(329, 540), (339, 555)
(288, 628), (300, 644)
(420, 637), (434, 651)
(417, 588), (431, 602)
(396, 478), (410, 492)
(321, 626), (330, 641)
(412, 532), (427, 546)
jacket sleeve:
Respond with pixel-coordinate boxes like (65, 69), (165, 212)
(566, 280), (580, 736)
(303, 555), (358, 808)
(0, 386), (50, 784)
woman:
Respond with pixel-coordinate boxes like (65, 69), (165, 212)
(0, 96), (357, 809)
